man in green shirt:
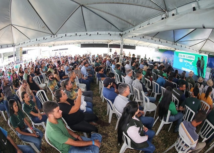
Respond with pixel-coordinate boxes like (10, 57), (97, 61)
(115, 64), (125, 82)
(23, 68), (28, 80)
(180, 87), (201, 113)
(44, 101), (102, 153)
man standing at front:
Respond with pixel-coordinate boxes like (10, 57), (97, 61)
(200, 56), (205, 78)
(196, 57), (201, 77)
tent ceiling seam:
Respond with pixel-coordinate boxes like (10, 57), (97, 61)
(86, 6), (134, 26)
(163, 0), (167, 11)
(13, 24), (52, 35)
(150, 0), (166, 12)
(189, 39), (206, 47)
(71, 0), (122, 31)
(55, 5), (81, 34)
(12, 25), (30, 40)
(178, 38), (206, 42)
(199, 30), (213, 51)
(209, 39), (214, 44)
(81, 6), (87, 32)
(28, 0), (54, 35)
(152, 32), (159, 37)
(0, 24), (11, 31)
(83, 2), (164, 12)
(175, 29), (196, 42)
(83, 6), (122, 32)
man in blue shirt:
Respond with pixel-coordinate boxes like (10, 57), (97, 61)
(111, 61), (116, 71)
(139, 61), (144, 69)
(156, 73), (167, 93)
(64, 61), (72, 75)
(0, 127), (34, 153)
(103, 77), (118, 103)
(81, 62), (94, 83)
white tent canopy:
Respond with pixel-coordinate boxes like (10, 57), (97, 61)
(0, 0), (214, 53)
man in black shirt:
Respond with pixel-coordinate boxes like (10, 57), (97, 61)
(165, 76), (175, 89)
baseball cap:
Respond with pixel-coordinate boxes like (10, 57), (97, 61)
(163, 73), (167, 78)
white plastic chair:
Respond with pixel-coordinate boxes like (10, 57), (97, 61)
(115, 73), (121, 84)
(152, 72), (157, 81)
(95, 72), (98, 84)
(121, 76), (125, 83)
(133, 87), (143, 103)
(33, 76), (46, 89)
(144, 77), (151, 89)
(205, 141), (214, 153)
(183, 105), (195, 122)
(0, 111), (7, 121)
(152, 81), (161, 98)
(47, 86), (55, 100)
(104, 97), (115, 123)
(172, 82), (177, 88)
(100, 81), (104, 102)
(154, 110), (173, 136)
(172, 94), (180, 107)
(127, 84), (134, 100)
(22, 105), (46, 130)
(199, 119), (214, 142)
(114, 106), (122, 130)
(200, 100), (210, 113)
(41, 73), (48, 84)
(75, 76), (86, 91)
(8, 119), (40, 153)
(45, 132), (61, 153)
(36, 90), (49, 105)
(141, 91), (157, 118)
(164, 133), (191, 153)
(161, 86), (166, 97)
(119, 132), (135, 153)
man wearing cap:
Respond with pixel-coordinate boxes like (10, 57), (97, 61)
(124, 69), (133, 85)
(102, 78), (118, 103)
(186, 71), (195, 87)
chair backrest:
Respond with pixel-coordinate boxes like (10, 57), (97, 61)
(61, 117), (72, 131)
(123, 132), (132, 148)
(183, 105), (195, 122)
(172, 81), (177, 88)
(22, 104), (34, 124)
(200, 100), (210, 113)
(165, 110), (171, 122)
(172, 94), (179, 107)
(33, 76), (42, 85)
(199, 119), (214, 141)
(104, 97), (114, 111)
(75, 76), (80, 85)
(188, 83), (193, 91)
(45, 132), (61, 153)
(152, 72), (157, 81)
(133, 87), (141, 102)
(174, 135), (191, 153)
(161, 86), (166, 97)
(42, 73), (48, 83)
(8, 119), (16, 134)
(115, 73), (121, 84)
(152, 81), (160, 94)
(47, 86), (55, 100)
(114, 106), (122, 120)
(36, 90), (49, 105)
(121, 76), (125, 83)
(144, 77), (151, 88)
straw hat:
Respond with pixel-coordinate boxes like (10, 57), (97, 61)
(207, 79), (213, 87)
(189, 71), (194, 77)
(197, 77), (204, 83)
(143, 66), (148, 71)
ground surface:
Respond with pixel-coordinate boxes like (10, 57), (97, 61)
(0, 82), (213, 153)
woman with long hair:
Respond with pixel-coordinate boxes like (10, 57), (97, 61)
(27, 75), (42, 95)
(22, 91), (47, 123)
(158, 87), (183, 132)
(9, 99), (44, 152)
(200, 86), (213, 110)
(12, 73), (20, 92)
(18, 67), (24, 81)
(118, 102), (155, 153)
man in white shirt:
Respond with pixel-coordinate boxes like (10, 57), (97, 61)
(124, 69), (133, 85)
(125, 61), (131, 71)
(114, 83), (154, 129)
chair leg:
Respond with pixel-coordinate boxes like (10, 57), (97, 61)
(27, 142), (40, 153)
(153, 117), (159, 127)
(163, 143), (175, 153)
(154, 109), (157, 118)
(168, 123), (173, 132)
(205, 143), (214, 153)
(1, 111), (7, 121)
(119, 143), (128, 153)
(109, 111), (113, 123)
(115, 118), (119, 130)
(42, 122), (46, 130)
(155, 121), (164, 136)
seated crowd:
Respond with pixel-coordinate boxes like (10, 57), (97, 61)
(0, 54), (214, 153)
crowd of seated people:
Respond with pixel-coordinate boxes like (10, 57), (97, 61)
(0, 53), (214, 153)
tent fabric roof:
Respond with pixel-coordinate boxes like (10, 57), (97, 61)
(0, 0), (213, 53)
